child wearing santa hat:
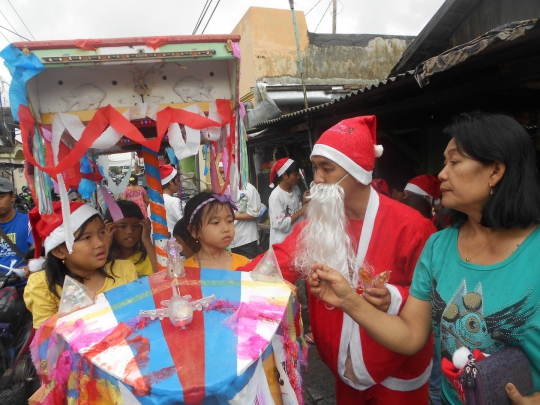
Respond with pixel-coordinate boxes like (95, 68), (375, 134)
(267, 158), (307, 245)
(404, 174), (441, 206)
(24, 202), (138, 329)
(160, 164), (186, 235)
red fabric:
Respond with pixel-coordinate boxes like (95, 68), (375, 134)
(74, 39), (103, 51)
(371, 179), (390, 197)
(269, 158), (293, 185)
(240, 195), (436, 402)
(145, 36), (169, 50)
(316, 116), (378, 172)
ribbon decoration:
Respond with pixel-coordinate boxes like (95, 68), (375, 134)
(19, 99), (233, 179)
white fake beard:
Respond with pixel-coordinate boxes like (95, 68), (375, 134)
(293, 182), (357, 285)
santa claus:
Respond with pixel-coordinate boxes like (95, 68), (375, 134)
(243, 115), (436, 404)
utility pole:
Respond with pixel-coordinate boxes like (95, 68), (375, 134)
(332, 0), (337, 34)
(288, 0), (313, 150)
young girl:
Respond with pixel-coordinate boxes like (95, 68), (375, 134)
(104, 200), (157, 277)
(24, 201), (138, 329)
(180, 192), (250, 270)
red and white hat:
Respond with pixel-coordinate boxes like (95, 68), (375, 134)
(404, 174), (441, 204)
(160, 165), (178, 185)
(310, 116), (383, 185)
(269, 158), (294, 188)
(29, 201), (100, 257)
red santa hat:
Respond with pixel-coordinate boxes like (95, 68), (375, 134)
(269, 158), (294, 188)
(160, 164), (178, 185)
(404, 174), (441, 205)
(371, 178), (390, 197)
(310, 116), (383, 185)
(29, 201), (100, 258)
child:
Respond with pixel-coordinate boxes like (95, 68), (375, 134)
(268, 158), (307, 245)
(180, 192), (250, 270)
(104, 200), (157, 277)
(24, 201), (138, 329)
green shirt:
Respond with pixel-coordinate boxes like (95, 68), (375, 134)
(411, 225), (540, 404)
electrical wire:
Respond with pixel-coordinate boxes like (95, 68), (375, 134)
(0, 25), (30, 41)
(0, 10), (19, 35)
(201, 0), (221, 35)
(8, 0), (36, 40)
(0, 29), (9, 43)
(314, 0), (333, 32)
(192, 0), (213, 35)
(306, 0), (323, 16)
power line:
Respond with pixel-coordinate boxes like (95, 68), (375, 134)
(201, 0), (221, 35)
(8, 0), (36, 40)
(0, 30), (9, 43)
(306, 0), (323, 16)
(315, 0), (333, 32)
(0, 25), (30, 41)
(192, 0), (213, 35)
(0, 10), (19, 35)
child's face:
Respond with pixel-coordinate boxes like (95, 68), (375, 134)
(63, 216), (109, 272)
(113, 217), (143, 250)
(194, 205), (235, 250)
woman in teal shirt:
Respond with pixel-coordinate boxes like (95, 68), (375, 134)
(307, 112), (540, 404)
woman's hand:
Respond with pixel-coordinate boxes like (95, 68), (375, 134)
(363, 286), (391, 312)
(140, 218), (152, 243)
(103, 220), (116, 247)
(507, 384), (540, 404)
(308, 263), (357, 310)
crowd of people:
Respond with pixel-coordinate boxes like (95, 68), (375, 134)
(1, 111), (539, 404)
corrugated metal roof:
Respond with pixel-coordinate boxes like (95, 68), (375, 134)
(254, 71), (416, 127)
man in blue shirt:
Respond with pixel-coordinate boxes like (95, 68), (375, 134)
(0, 178), (33, 281)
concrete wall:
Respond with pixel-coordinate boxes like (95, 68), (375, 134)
(305, 35), (413, 85)
(231, 7), (309, 101)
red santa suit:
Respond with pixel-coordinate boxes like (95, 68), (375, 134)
(245, 192), (435, 403)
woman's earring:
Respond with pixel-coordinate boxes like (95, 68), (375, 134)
(489, 180), (493, 195)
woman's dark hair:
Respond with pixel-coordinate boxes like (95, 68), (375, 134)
(179, 191), (235, 248)
(444, 112), (540, 228)
(128, 175), (137, 186)
(45, 215), (116, 299)
(273, 161), (299, 187)
(104, 200), (147, 265)
(173, 218), (199, 255)
(401, 194), (432, 220)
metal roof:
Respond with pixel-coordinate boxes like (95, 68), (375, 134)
(253, 71), (416, 127)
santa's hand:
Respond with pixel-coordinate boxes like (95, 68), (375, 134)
(308, 263), (355, 309)
(507, 384), (540, 404)
(363, 286), (391, 312)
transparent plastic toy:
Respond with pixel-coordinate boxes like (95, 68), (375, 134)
(250, 246), (283, 282)
(58, 275), (96, 317)
(139, 280), (215, 329)
(165, 237), (185, 278)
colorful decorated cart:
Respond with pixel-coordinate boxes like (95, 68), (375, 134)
(0, 36), (305, 404)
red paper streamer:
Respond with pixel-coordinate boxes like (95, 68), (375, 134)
(74, 39), (103, 51)
(145, 37), (169, 50)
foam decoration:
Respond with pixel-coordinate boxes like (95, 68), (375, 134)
(250, 246), (284, 282)
(19, 101), (233, 179)
(57, 275), (96, 318)
(100, 186), (124, 222)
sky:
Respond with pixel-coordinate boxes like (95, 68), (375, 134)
(0, 0), (446, 101)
